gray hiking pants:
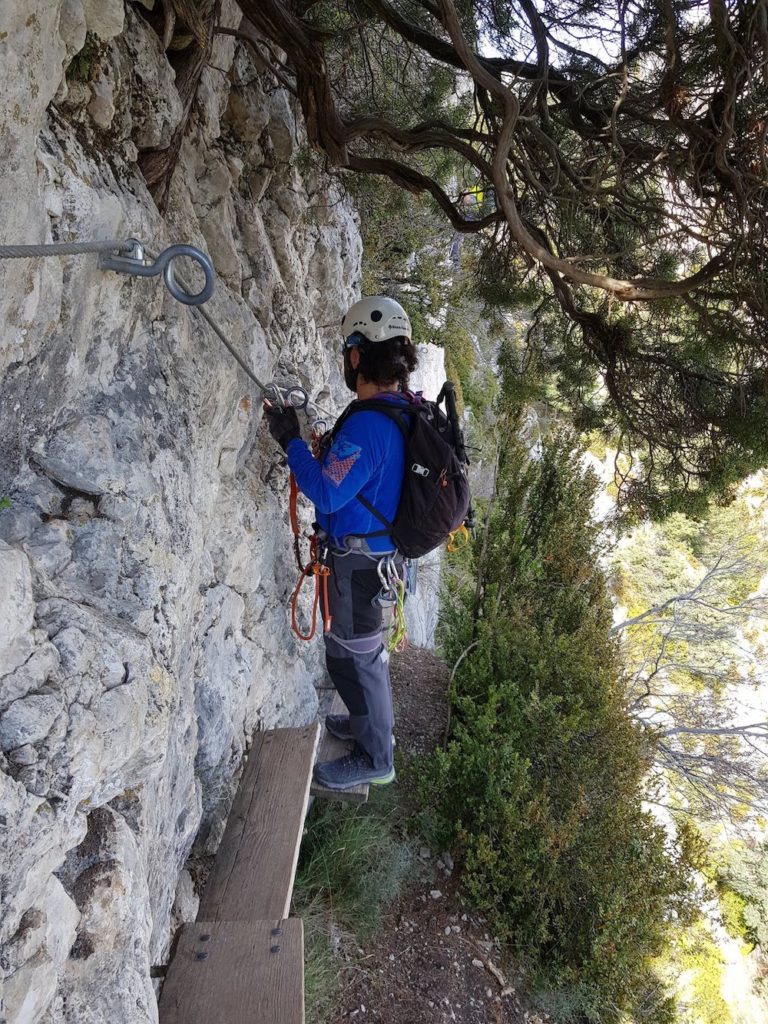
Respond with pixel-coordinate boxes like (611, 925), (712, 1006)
(320, 549), (395, 771)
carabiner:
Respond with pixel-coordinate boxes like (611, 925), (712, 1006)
(263, 382), (310, 412)
(376, 556), (391, 591)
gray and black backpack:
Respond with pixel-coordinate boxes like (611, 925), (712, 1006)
(330, 384), (471, 558)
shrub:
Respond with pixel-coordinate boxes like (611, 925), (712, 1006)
(420, 429), (694, 1021)
(721, 840), (768, 951)
(676, 922), (734, 1024)
(718, 885), (751, 946)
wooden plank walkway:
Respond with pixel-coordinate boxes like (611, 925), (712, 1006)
(310, 691), (369, 804)
(159, 723), (320, 1024)
(159, 919), (303, 1024)
(198, 725), (320, 922)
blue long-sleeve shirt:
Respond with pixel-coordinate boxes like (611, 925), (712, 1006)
(286, 394), (408, 553)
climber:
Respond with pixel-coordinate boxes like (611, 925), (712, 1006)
(263, 296), (417, 790)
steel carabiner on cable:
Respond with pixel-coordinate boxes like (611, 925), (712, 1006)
(262, 382), (310, 412)
(99, 238), (215, 306)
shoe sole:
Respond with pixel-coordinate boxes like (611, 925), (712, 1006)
(370, 770), (396, 786)
(325, 723), (354, 742)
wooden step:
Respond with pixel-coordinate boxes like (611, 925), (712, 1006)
(198, 724), (320, 922)
(158, 919), (303, 1024)
(310, 692), (369, 805)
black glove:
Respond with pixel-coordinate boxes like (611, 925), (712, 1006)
(264, 400), (300, 452)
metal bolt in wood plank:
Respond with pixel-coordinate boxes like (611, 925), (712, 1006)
(158, 919), (304, 1024)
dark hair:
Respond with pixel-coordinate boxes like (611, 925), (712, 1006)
(356, 335), (418, 389)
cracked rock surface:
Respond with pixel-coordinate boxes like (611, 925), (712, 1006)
(0, 3), (440, 1021)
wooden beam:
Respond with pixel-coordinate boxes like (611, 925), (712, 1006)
(198, 724), (320, 922)
(158, 919), (304, 1024)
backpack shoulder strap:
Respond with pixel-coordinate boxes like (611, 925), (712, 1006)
(329, 400), (362, 439)
(327, 398), (416, 541)
(355, 494), (394, 532)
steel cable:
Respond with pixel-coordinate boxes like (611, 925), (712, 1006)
(0, 240), (128, 258)
(172, 263), (335, 420)
(0, 237), (335, 421)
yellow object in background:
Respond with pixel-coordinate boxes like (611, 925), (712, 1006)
(447, 524), (470, 553)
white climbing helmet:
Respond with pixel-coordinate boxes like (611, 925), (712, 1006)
(341, 296), (412, 343)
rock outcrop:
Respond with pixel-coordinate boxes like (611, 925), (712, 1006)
(0, 4), (441, 1022)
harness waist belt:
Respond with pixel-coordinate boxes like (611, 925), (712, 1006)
(326, 630), (385, 655)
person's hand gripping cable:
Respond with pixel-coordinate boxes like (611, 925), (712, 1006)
(263, 397), (301, 452)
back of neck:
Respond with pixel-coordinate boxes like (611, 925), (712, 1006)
(356, 381), (401, 401)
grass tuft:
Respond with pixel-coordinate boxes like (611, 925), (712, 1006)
(292, 795), (415, 1023)
(295, 796), (414, 937)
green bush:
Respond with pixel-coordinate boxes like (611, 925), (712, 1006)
(718, 885), (751, 945)
(420, 428), (694, 1022)
(721, 839), (768, 951)
(676, 922), (734, 1024)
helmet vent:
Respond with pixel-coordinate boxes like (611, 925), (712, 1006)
(371, 310), (383, 322)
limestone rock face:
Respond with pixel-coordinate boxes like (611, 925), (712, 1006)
(0, 2), (449, 1021)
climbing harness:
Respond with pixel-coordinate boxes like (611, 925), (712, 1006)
(0, 237), (215, 307)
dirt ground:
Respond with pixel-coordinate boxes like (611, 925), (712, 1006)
(326, 646), (540, 1024)
(390, 644), (451, 756)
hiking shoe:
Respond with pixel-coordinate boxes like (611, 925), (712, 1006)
(324, 714), (397, 747)
(313, 747), (396, 790)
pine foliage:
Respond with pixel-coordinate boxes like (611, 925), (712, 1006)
(421, 422), (693, 1020)
(245, 0), (768, 514)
